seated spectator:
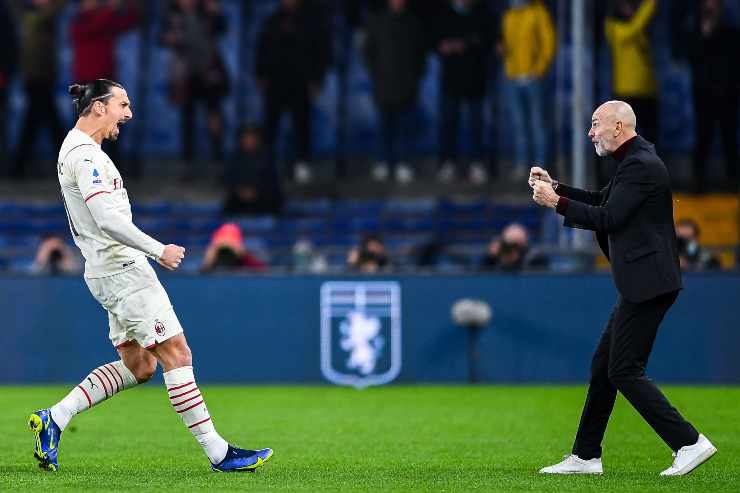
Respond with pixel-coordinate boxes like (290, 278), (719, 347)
(676, 218), (721, 271)
(200, 223), (267, 273)
(480, 223), (535, 272)
(292, 239), (328, 273)
(31, 235), (81, 275)
(347, 234), (390, 273)
(222, 125), (283, 216)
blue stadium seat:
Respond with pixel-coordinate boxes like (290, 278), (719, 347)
(384, 198), (437, 215)
(283, 199), (332, 216)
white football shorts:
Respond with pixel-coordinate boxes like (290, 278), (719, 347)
(85, 258), (184, 349)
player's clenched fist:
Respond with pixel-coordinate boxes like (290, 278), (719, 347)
(158, 244), (186, 270)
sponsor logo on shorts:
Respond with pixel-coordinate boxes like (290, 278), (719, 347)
(154, 320), (166, 337)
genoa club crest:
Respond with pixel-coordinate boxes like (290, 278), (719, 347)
(320, 282), (401, 388)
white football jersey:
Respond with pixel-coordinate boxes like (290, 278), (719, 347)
(57, 129), (161, 278)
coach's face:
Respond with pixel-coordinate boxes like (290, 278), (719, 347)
(100, 87), (133, 142)
(588, 107), (617, 157)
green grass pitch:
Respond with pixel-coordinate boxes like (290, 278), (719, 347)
(2, 385), (738, 492)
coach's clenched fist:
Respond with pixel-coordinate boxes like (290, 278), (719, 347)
(532, 180), (560, 209)
(158, 244), (186, 270)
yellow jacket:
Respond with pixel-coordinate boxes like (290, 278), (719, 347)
(501, 1), (556, 79)
(605, 0), (658, 97)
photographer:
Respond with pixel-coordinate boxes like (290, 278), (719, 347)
(347, 234), (390, 274)
(480, 223), (530, 272)
(31, 235), (81, 275)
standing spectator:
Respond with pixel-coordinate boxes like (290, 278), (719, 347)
(70, 0), (140, 83)
(605, 0), (658, 145)
(675, 219), (721, 271)
(10, 0), (68, 179)
(70, 0), (140, 173)
(677, 0), (739, 193)
(500, 0), (555, 180)
(434, 0), (497, 185)
(222, 125), (283, 216)
(161, 0), (229, 165)
(256, 0), (332, 184)
(0, 0), (18, 170)
(364, 0), (426, 184)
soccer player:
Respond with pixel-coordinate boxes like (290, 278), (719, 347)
(29, 79), (273, 472)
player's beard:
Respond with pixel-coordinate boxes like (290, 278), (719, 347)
(108, 125), (120, 141)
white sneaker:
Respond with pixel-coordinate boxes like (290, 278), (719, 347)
(660, 434), (717, 476)
(372, 162), (389, 182)
(294, 162), (312, 184)
(469, 162), (488, 185)
(539, 454), (603, 475)
(395, 163), (414, 184)
(437, 161), (456, 183)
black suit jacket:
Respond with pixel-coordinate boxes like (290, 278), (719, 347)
(556, 136), (682, 303)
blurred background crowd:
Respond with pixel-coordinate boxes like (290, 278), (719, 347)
(0, 0), (738, 275)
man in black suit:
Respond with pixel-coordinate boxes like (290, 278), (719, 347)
(531, 101), (717, 476)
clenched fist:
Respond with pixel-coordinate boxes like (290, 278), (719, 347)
(529, 166), (553, 188)
(158, 244), (186, 270)
(532, 181), (560, 209)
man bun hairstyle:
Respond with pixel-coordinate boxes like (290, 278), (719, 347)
(68, 79), (124, 117)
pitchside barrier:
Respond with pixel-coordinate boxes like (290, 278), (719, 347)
(1, 273), (737, 385)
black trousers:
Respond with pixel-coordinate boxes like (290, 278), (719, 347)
(263, 85), (311, 165)
(572, 290), (699, 460)
(13, 81), (65, 178)
(692, 84), (739, 190)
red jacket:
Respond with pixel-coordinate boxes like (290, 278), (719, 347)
(70, 5), (139, 82)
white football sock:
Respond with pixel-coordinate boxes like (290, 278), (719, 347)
(50, 360), (138, 431)
(163, 366), (229, 464)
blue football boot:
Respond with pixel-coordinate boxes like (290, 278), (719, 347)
(28, 409), (62, 471)
(211, 445), (273, 472)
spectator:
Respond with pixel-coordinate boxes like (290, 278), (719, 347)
(675, 219), (721, 271)
(70, 0), (140, 83)
(677, 0), (739, 193)
(480, 223), (530, 272)
(500, 0), (555, 180)
(434, 0), (497, 185)
(31, 235), (81, 275)
(222, 125), (283, 216)
(10, 0), (68, 179)
(292, 239), (328, 273)
(200, 223), (267, 273)
(605, 0), (658, 145)
(0, 0), (17, 169)
(347, 234), (390, 273)
(256, 0), (332, 184)
(364, 0), (426, 184)
(161, 0), (229, 165)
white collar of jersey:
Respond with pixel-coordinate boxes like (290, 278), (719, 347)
(70, 128), (101, 148)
